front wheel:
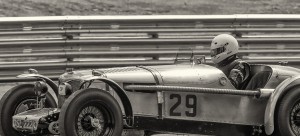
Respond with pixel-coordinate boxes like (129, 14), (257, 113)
(59, 88), (123, 136)
(0, 84), (57, 136)
(275, 88), (300, 136)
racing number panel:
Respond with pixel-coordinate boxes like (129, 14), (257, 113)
(165, 92), (199, 119)
(164, 91), (267, 125)
(169, 94), (197, 117)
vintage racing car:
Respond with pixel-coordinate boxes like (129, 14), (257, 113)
(1, 56), (300, 136)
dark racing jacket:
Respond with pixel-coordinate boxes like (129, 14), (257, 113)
(216, 55), (251, 90)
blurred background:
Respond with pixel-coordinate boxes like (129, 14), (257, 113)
(0, 0), (299, 86)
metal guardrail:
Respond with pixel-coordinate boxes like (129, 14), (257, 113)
(0, 15), (300, 82)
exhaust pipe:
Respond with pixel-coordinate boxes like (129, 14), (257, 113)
(124, 85), (273, 98)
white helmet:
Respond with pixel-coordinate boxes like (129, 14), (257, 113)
(210, 34), (239, 64)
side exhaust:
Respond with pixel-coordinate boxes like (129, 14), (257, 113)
(124, 85), (273, 98)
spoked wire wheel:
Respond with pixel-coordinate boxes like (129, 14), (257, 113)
(59, 88), (123, 136)
(290, 100), (300, 135)
(276, 88), (300, 136)
(76, 104), (114, 136)
(14, 99), (36, 114)
(0, 84), (57, 136)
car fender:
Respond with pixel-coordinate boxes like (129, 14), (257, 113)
(264, 75), (300, 135)
(17, 73), (58, 97)
(80, 75), (134, 127)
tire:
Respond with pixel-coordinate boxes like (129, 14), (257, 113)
(0, 84), (57, 136)
(59, 88), (123, 136)
(275, 88), (300, 136)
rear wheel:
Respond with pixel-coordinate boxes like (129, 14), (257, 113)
(59, 88), (123, 136)
(275, 88), (300, 136)
(0, 84), (57, 136)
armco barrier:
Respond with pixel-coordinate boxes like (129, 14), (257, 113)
(0, 15), (300, 82)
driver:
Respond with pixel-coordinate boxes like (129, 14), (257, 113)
(210, 34), (250, 89)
